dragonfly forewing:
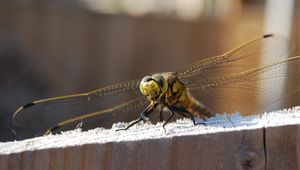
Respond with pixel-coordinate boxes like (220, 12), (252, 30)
(178, 34), (291, 84)
(12, 80), (151, 137)
(185, 56), (300, 115)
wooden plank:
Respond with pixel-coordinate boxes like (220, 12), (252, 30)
(265, 125), (300, 169)
(0, 107), (300, 170)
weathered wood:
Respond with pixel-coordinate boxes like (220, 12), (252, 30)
(265, 125), (300, 170)
(1, 107), (300, 170)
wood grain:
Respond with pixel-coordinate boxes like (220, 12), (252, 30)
(1, 108), (300, 170)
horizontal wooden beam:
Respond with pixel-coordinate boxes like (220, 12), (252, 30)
(1, 107), (300, 170)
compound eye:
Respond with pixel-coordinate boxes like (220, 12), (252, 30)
(141, 76), (151, 83)
(139, 75), (162, 100)
(151, 74), (168, 94)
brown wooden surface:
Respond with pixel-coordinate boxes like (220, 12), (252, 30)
(0, 124), (300, 170)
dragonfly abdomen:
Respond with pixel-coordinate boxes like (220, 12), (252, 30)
(182, 95), (214, 120)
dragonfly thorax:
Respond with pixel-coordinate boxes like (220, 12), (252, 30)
(139, 73), (169, 101)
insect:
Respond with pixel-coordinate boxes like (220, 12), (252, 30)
(12, 34), (300, 137)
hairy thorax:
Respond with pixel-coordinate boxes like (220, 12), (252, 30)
(161, 72), (213, 119)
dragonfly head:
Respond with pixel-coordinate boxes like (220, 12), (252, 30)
(139, 74), (168, 101)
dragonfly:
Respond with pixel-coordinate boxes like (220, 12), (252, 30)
(12, 34), (300, 137)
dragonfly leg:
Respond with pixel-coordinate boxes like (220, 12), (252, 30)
(140, 112), (150, 121)
(140, 103), (157, 121)
(117, 103), (156, 131)
(159, 105), (164, 122)
(162, 109), (175, 130)
(171, 106), (206, 126)
(116, 117), (144, 131)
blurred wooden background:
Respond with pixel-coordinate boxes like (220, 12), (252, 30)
(0, 0), (299, 141)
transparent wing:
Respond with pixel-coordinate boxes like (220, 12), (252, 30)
(186, 56), (300, 115)
(12, 80), (151, 137)
(177, 34), (299, 115)
(178, 34), (291, 83)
